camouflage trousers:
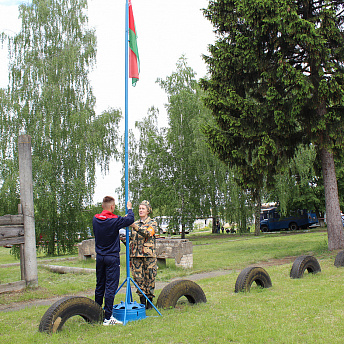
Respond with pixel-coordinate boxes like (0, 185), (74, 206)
(131, 256), (157, 298)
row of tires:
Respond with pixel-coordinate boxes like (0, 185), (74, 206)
(39, 279), (207, 334)
(235, 249), (344, 292)
(235, 255), (321, 293)
(39, 252), (344, 334)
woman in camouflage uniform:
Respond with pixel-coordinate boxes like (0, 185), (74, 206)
(129, 200), (157, 309)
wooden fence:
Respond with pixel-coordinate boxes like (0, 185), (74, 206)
(0, 209), (26, 293)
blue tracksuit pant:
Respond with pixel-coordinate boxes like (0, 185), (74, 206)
(95, 254), (120, 320)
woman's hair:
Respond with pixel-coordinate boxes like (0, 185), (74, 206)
(140, 200), (152, 214)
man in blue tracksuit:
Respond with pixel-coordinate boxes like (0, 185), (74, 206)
(93, 196), (134, 325)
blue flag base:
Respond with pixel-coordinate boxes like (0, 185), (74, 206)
(113, 276), (162, 325)
(113, 300), (146, 323)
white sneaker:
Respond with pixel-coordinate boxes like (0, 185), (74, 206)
(103, 316), (123, 326)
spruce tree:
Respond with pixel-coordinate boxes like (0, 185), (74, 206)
(202, 0), (344, 249)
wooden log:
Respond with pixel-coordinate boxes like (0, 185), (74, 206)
(0, 215), (24, 226)
(40, 264), (96, 274)
(0, 280), (26, 294)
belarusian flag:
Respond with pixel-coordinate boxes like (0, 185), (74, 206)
(129, 0), (139, 86)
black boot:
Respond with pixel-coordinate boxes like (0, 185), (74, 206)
(140, 295), (146, 307)
(146, 297), (154, 309)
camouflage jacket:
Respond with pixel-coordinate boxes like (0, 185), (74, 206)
(129, 216), (157, 258)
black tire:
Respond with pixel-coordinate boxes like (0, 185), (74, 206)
(261, 225), (269, 232)
(156, 279), (207, 309)
(334, 250), (344, 267)
(290, 255), (321, 279)
(235, 266), (272, 293)
(39, 296), (104, 333)
(289, 222), (298, 231)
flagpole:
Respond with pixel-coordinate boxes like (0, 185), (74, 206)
(125, 0), (130, 279)
(124, 0), (133, 319)
(113, 0), (161, 325)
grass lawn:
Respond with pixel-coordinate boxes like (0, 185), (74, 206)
(1, 229), (343, 343)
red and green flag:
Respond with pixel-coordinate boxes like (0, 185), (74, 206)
(129, 0), (139, 86)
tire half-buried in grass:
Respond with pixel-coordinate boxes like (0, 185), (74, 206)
(39, 296), (104, 333)
(290, 255), (321, 279)
(156, 279), (207, 309)
(235, 266), (272, 293)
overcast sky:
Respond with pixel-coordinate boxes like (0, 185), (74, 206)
(0, 0), (215, 204)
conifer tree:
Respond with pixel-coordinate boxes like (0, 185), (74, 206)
(202, 0), (344, 249)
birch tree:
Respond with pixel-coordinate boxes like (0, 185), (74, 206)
(124, 57), (232, 237)
(0, 0), (120, 254)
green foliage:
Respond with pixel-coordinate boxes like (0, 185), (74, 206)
(202, 0), (301, 177)
(121, 57), (249, 235)
(269, 144), (321, 215)
(203, 0), (344, 155)
(0, 0), (121, 254)
(157, 57), (212, 233)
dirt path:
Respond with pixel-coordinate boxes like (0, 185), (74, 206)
(0, 256), (296, 313)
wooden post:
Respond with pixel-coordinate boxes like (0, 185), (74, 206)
(18, 204), (26, 281)
(18, 135), (38, 287)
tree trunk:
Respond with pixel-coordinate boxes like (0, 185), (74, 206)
(253, 189), (261, 236)
(181, 223), (185, 239)
(212, 216), (217, 233)
(320, 147), (344, 250)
